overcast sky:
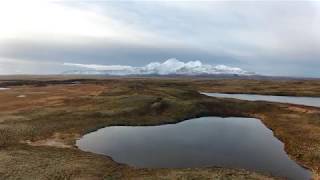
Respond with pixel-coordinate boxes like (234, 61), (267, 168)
(0, 1), (319, 77)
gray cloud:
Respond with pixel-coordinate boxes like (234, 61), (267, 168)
(0, 1), (319, 77)
(0, 58), (64, 75)
(0, 38), (239, 66)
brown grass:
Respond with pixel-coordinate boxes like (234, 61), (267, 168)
(0, 77), (319, 179)
(193, 79), (320, 97)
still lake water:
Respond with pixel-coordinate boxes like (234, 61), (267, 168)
(77, 117), (311, 180)
(202, 92), (320, 108)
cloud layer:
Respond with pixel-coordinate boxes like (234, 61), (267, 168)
(64, 58), (252, 76)
(0, 1), (319, 77)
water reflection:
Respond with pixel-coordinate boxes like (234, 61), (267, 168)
(202, 92), (320, 108)
(77, 117), (311, 180)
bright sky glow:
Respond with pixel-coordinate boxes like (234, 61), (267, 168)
(0, 1), (319, 77)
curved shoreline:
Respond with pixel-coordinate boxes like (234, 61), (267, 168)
(0, 79), (319, 179)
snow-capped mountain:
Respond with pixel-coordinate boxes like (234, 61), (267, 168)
(63, 58), (254, 76)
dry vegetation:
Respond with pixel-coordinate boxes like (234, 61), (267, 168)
(193, 79), (320, 97)
(0, 77), (319, 179)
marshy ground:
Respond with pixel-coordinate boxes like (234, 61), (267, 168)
(0, 77), (319, 179)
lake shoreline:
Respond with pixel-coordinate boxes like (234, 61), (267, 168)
(0, 78), (319, 179)
(77, 117), (311, 180)
(201, 92), (320, 108)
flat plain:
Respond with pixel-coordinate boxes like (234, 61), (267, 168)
(0, 76), (319, 180)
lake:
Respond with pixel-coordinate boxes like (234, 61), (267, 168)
(77, 117), (311, 180)
(202, 92), (320, 108)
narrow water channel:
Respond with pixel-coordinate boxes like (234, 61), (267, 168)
(77, 117), (311, 180)
(201, 92), (320, 108)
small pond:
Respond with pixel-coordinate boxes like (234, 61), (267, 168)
(202, 92), (320, 108)
(77, 117), (311, 180)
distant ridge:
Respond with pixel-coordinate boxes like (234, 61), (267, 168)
(63, 58), (255, 76)
(59, 73), (320, 81)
